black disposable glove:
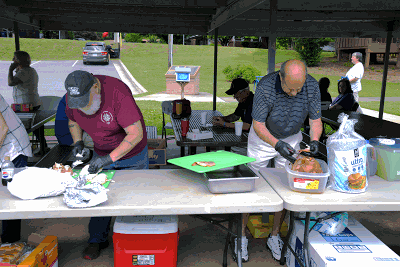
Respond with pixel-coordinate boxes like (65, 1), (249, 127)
(309, 140), (319, 156)
(88, 155), (113, 174)
(275, 140), (297, 164)
(72, 141), (85, 158)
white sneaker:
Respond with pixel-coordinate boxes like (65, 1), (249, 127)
(266, 234), (284, 261)
(234, 236), (249, 262)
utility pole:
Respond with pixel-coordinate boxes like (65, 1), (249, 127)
(168, 34), (173, 68)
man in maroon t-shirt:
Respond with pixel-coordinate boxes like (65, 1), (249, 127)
(65, 70), (148, 260)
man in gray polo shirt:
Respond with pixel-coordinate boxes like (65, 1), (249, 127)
(247, 59), (323, 261)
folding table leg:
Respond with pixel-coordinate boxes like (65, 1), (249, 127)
(303, 212), (311, 267)
(189, 146), (197, 155)
(280, 211), (295, 265)
(237, 213), (243, 267)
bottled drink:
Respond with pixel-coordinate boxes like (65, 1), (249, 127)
(2, 156), (15, 186)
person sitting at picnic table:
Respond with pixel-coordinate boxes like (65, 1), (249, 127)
(212, 78), (253, 131)
(0, 93), (33, 244)
(247, 59), (322, 261)
(7, 51), (46, 154)
(319, 77), (332, 104)
(64, 70), (149, 260)
(329, 78), (355, 111)
(212, 77), (254, 262)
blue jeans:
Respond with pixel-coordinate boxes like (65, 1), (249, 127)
(88, 146), (149, 243)
(1, 155), (28, 243)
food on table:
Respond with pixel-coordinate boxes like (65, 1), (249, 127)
(0, 242), (25, 263)
(347, 173), (366, 189)
(291, 155), (323, 173)
(86, 173), (108, 185)
(52, 163), (73, 175)
(192, 161), (216, 167)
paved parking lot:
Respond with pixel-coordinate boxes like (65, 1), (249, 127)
(0, 59), (144, 106)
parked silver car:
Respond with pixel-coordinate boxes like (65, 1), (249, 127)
(82, 42), (109, 65)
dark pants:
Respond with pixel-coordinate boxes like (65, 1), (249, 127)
(1, 155), (28, 243)
(88, 146), (149, 243)
(31, 105), (48, 150)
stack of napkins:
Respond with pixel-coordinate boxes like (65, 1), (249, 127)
(187, 129), (213, 140)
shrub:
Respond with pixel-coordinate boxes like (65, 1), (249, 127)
(125, 33), (144, 43)
(241, 41), (249, 47)
(293, 38), (330, 66)
(222, 64), (262, 83)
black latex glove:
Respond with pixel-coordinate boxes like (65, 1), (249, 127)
(309, 140), (319, 156)
(88, 155), (113, 174)
(275, 140), (297, 164)
(72, 141), (85, 158)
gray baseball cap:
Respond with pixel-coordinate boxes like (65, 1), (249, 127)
(65, 70), (95, 109)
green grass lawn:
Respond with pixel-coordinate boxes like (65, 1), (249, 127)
(1, 38), (399, 135)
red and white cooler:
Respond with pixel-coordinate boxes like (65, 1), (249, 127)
(113, 215), (179, 267)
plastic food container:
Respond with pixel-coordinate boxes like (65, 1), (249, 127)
(369, 138), (400, 181)
(285, 159), (330, 194)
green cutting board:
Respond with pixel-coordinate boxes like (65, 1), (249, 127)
(71, 169), (116, 188)
(167, 150), (256, 173)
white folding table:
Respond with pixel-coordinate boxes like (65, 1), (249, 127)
(0, 168), (284, 267)
(259, 167), (400, 267)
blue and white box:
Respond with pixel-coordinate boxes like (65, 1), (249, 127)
(287, 215), (400, 267)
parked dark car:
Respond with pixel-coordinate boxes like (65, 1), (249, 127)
(82, 42), (109, 65)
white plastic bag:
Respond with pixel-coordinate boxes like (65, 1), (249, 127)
(7, 167), (77, 200)
(326, 113), (368, 193)
(296, 211), (349, 235)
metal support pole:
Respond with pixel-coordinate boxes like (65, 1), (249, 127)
(183, 34), (185, 45)
(268, 0), (277, 74)
(379, 21), (394, 120)
(213, 28), (218, 111)
(168, 34), (173, 69)
(13, 21), (20, 51)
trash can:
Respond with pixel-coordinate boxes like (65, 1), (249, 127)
(113, 215), (179, 267)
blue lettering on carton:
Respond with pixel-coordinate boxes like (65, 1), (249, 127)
(320, 228), (361, 242)
(325, 256), (336, 261)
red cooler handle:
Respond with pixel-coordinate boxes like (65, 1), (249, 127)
(124, 247), (167, 254)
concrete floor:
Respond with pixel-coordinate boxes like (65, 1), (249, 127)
(9, 139), (400, 266)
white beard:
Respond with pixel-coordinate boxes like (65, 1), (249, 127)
(80, 92), (101, 115)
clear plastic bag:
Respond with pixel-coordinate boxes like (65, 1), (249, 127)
(326, 113), (368, 193)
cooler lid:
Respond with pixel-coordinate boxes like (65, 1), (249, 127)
(113, 215), (178, 235)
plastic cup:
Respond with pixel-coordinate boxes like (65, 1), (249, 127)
(181, 118), (189, 137)
(201, 112), (207, 126)
(235, 122), (243, 136)
(176, 101), (183, 115)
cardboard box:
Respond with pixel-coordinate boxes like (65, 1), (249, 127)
(148, 139), (167, 166)
(11, 104), (33, 112)
(287, 216), (400, 267)
(187, 130), (213, 140)
(0, 234), (58, 267)
(247, 214), (288, 239)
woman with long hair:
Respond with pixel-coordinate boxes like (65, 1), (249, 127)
(329, 78), (355, 111)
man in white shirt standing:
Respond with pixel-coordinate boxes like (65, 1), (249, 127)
(346, 52), (364, 103)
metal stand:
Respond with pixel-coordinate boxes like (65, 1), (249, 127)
(178, 82), (188, 99)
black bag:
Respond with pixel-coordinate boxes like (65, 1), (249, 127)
(172, 99), (191, 119)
